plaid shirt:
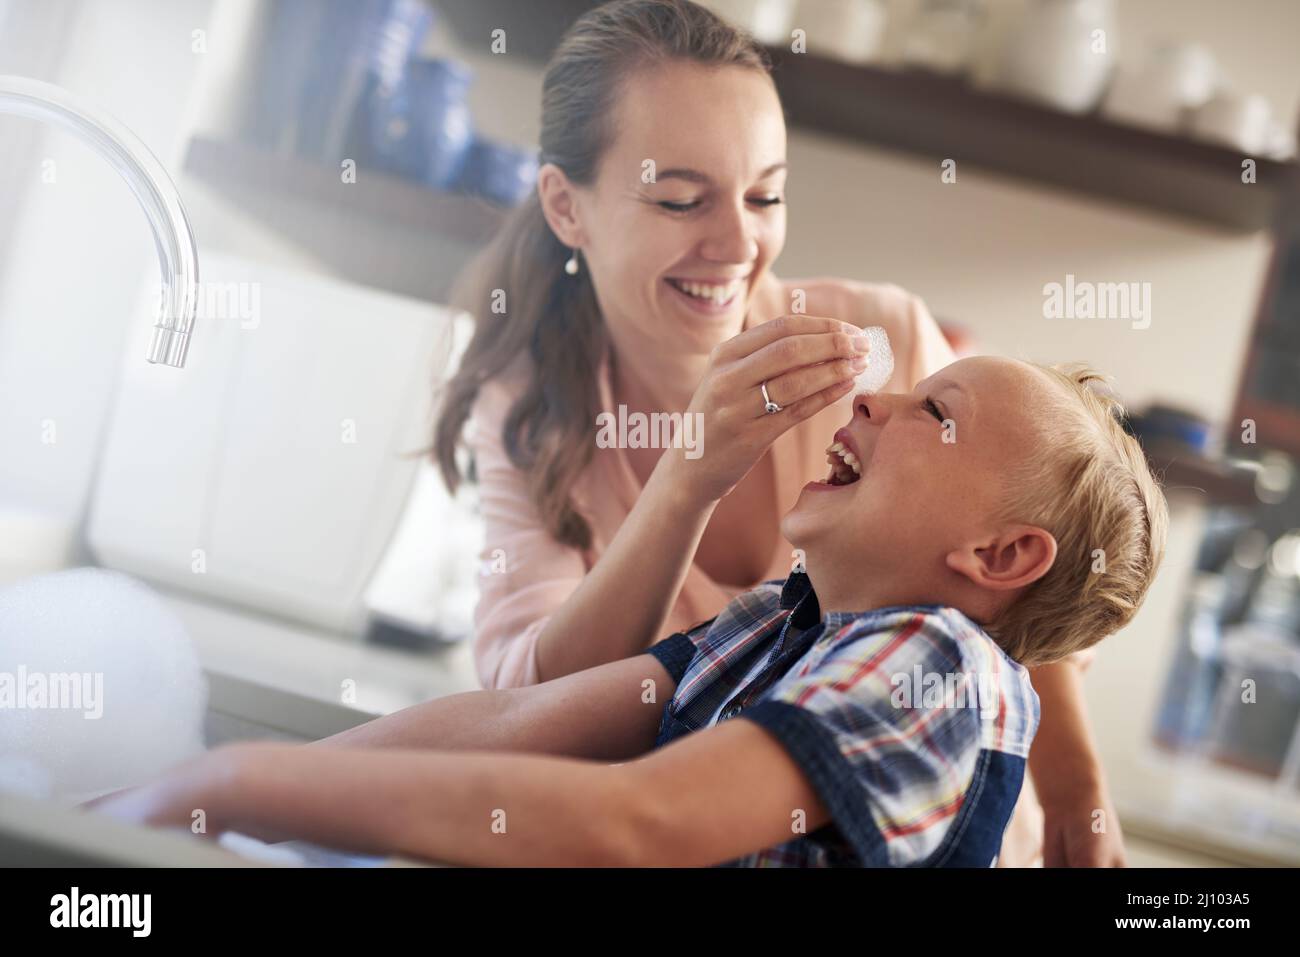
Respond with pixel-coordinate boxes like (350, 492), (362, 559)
(646, 571), (1040, 867)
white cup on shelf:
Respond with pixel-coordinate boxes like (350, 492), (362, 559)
(1150, 43), (1218, 110)
(795, 0), (888, 65)
(1103, 65), (1182, 131)
(1191, 89), (1273, 154)
(902, 0), (985, 76)
(1263, 119), (1297, 161)
(998, 0), (1116, 114)
(700, 0), (798, 46)
(1103, 42), (1218, 133)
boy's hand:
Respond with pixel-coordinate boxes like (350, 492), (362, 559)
(663, 315), (871, 505)
(85, 748), (239, 837)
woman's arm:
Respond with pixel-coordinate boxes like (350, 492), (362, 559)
(530, 315), (868, 682)
(94, 717), (829, 867)
(1027, 657), (1126, 867)
(470, 381), (715, 687)
(531, 453), (719, 682)
(473, 289), (951, 687)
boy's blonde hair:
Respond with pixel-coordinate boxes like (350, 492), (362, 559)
(985, 364), (1169, 667)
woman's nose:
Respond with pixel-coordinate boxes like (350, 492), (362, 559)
(698, 199), (758, 264)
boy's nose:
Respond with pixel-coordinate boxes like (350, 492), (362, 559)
(854, 392), (893, 424)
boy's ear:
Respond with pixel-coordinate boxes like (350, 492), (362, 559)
(944, 525), (1057, 592)
(537, 162), (586, 249)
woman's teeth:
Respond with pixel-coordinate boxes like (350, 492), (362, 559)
(823, 441), (861, 485)
(669, 278), (740, 305)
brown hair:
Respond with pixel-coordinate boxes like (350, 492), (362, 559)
(432, 0), (771, 549)
(986, 364), (1169, 667)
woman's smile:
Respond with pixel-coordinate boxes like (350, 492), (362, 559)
(663, 275), (746, 316)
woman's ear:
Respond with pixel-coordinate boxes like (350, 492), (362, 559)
(945, 525), (1057, 592)
(537, 162), (586, 249)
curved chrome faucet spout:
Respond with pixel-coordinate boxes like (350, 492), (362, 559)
(0, 75), (199, 367)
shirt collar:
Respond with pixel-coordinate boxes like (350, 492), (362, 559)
(779, 570), (822, 629)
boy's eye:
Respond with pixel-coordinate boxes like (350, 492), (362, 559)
(924, 397), (945, 422)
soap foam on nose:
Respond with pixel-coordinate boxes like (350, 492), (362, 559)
(854, 326), (894, 394)
(0, 567), (207, 804)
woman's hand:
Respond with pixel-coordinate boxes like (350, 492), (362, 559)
(1027, 655), (1126, 867)
(661, 314), (874, 505)
(1039, 776), (1127, 867)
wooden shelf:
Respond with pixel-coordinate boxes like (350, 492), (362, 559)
(181, 135), (507, 301)
(184, 135), (506, 246)
(1234, 396), (1300, 459)
(765, 52), (1297, 232)
(433, 0), (1299, 231)
(433, 0), (598, 60)
(1144, 439), (1259, 506)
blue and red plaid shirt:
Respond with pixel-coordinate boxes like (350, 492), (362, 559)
(646, 571), (1040, 867)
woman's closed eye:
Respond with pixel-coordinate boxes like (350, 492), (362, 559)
(658, 199), (700, 213)
(657, 195), (784, 215)
(924, 397), (945, 422)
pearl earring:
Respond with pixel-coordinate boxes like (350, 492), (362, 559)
(564, 250), (580, 276)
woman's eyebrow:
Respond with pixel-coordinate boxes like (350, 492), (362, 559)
(653, 161), (788, 185)
(655, 168), (710, 184)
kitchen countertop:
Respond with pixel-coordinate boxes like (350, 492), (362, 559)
(154, 583), (482, 720)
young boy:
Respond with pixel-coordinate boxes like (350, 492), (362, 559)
(90, 357), (1168, 867)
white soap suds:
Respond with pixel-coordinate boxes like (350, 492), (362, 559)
(855, 326), (894, 394)
(0, 567), (207, 804)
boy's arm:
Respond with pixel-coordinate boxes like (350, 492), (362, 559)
(94, 715), (829, 867)
(311, 648), (679, 762)
(1027, 657), (1126, 867)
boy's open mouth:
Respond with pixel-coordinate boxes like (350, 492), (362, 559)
(822, 440), (862, 487)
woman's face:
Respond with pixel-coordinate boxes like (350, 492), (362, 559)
(577, 61), (788, 357)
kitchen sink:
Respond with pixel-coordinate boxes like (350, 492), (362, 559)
(0, 670), (421, 866)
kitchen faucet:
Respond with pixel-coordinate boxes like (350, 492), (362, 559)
(0, 75), (198, 367)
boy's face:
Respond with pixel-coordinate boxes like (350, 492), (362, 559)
(782, 357), (1057, 598)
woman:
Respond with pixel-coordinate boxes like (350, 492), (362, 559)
(434, 0), (1122, 867)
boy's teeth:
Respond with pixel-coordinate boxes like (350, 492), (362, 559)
(824, 441), (863, 478)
